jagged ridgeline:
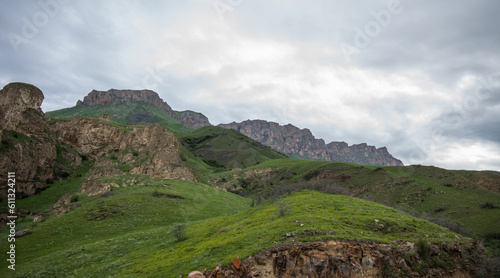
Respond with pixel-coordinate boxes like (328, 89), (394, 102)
(46, 89), (211, 133)
(1, 83), (500, 277)
(219, 120), (404, 167)
(47, 88), (403, 167)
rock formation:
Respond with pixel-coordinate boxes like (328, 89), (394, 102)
(201, 240), (474, 277)
(0, 83), (57, 198)
(51, 117), (195, 185)
(76, 89), (211, 129)
(219, 120), (403, 166)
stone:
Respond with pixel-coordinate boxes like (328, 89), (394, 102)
(15, 229), (30, 238)
(187, 271), (205, 278)
(232, 257), (242, 270)
(52, 118), (195, 182)
(77, 89), (211, 129)
(218, 120), (403, 166)
(0, 83), (57, 198)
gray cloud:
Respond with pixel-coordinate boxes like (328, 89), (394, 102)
(1, 0), (499, 170)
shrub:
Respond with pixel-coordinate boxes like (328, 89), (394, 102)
(172, 224), (187, 241)
(277, 201), (290, 218)
(479, 202), (499, 209)
(70, 194), (79, 203)
(132, 150), (139, 157)
(267, 181), (349, 201)
(152, 189), (162, 197)
(416, 238), (431, 259)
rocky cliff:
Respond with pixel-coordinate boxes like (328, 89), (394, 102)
(0, 83), (57, 198)
(76, 89), (211, 129)
(219, 120), (403, 166)
(198, 240), (475, 277)
(0, 83), (196, 199)
(51, 117), (195, 187)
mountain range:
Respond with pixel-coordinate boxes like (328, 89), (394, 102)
(68, 88), (402, 166)
(1, 82), (499, 277)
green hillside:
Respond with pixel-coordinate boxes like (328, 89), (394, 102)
(181, 126), (287, 170)
(45, 102), (192, 133)
(210, 158), (500, 249)
(0, 177), (474, 277)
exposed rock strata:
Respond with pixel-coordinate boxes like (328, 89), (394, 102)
(201, 240), (474, 277)
(219, 120), (403, 166)
(0, 83), (57, 198)
(52, 118), (195, 183)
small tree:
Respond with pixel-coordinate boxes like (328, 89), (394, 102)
(172, 224), (187, 241)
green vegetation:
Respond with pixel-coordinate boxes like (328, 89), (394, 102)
(46, 101), (193, 133)
(2, 104), (500, 276)
(0, 130), (36, 153)
(1, 185), (473, 277)
(0, 179), (251, 277)
(240, 159), (500, 249)
(181, 126), (287, 170)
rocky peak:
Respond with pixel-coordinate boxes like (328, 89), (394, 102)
(78, 89), (173, 113)
(219, 120), (403, 166)
(0, 83), (57, 198)
(0, 82), (46, 134)
(76, 89), (211, 129)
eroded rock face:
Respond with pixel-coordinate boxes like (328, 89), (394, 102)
(77, 89), (211, 129)
(52, 118), (195, 183)
(202, 240), (474, 278)
(0, 83), (57, 198)
(0, 83), (45, 134)
(219, 120), (403, 166)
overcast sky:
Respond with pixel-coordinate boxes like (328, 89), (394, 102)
(1, 0), (499, 171)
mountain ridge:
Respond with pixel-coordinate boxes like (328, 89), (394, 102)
(76, 89), (211, 129)
(64, 88), (404, 166)
(219, 120), (403, 166)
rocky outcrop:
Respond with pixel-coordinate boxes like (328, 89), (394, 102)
(174, 110), (211, 129)
(51, 118), (195, 183)
(219, 120), (403, 166)
(0, 83), (57, 198)
(199, 240), (474, 277)
(76, 89), (211, 129)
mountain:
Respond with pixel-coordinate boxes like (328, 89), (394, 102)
(1, 83), (499, 277)
(75, 89), (211, 129)
(219, 120), (404, 166)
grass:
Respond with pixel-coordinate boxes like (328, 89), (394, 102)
(0, 179), (251, 277)
(46, 101), (193, 134)
(0, 163), (92, 213)
(1, 187), (473, 277)
(234, 159), (500, 246)
(182, 126), (287, 170)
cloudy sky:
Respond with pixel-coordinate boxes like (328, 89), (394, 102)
(1, 0), (499, 171)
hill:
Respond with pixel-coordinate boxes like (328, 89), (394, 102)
(0, 178), (479, 277)
(47, 88), (211, 131)
(181, 126), (288, 170)
(46, 101), (193, 134)
(2, 83), (500, 277)
(219, 120), (403, 166)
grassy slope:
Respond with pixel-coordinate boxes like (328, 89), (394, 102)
(1, 186), (472, 277)
(181, 126), (287, 169)
(0, 179), (251, 277)
(45, 102), (192, 134)
(247, 159), (500, 241)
